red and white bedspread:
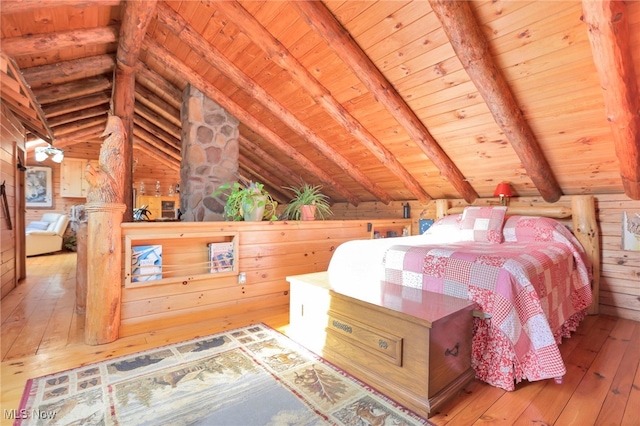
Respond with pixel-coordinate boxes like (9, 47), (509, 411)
(383, 226), (592, 390)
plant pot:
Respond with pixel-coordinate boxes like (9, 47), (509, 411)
(300, 205), (317, 221)
(242, 195), (266, 221)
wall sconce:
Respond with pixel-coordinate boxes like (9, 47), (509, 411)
(493, 182), (513, 206)
(35, 146), (64, 163)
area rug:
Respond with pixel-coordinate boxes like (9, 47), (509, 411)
(16, 324), (432, 425)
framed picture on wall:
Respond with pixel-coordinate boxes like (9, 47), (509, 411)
(25, 166), (53, 208)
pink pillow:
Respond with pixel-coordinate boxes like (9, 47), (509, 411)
(459, 206), (507, 243)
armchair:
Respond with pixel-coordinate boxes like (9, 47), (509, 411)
(26, 213), (70, 256)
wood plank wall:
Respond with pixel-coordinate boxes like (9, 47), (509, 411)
(119, 219), (387, 336)
(331, 194), (640, 321)
(0, 105), (24, 299)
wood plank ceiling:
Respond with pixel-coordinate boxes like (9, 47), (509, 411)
(1, 0), (638, 205)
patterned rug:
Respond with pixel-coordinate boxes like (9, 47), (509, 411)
(17, 324), (432, 425)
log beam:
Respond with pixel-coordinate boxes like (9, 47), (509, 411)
(155, 3), (386, 203)
(291, 0), (478, 204)
(428, 0), (562, 203)
(134, 112), (181, 151)
(21, 54), (115, 90)
(134, 83), (181, 127)
(239, 135), (306, 189)
(48, 105), (109, 128)
(43, 91), (110, 119)
(1, 26), (118, 57)
(135, 60), (182, 110)
(143, 36), (361, 206)
(132, 125), (181, 161)
(216, 0), (431, 204)
(112, 0), (157, 220)
(33, 76), (112, 105)
(132, 140), (180, 170)
(582, 0), (640, 200)
(134, 103), (181, 140)
(0, 0), (120, 15)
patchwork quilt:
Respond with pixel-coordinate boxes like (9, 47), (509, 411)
(383, 217), (592, 391)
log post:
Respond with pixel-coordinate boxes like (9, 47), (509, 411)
(571, 195), (600, 315)
(84, 202), (125, 344)
(75, 218), (88, 315)
(84, 115), (126, 345)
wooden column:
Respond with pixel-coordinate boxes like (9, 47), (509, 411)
(571, 195), (600, 315)
(84, 203), (126, 344)
(75, 220), (88, 315)
(84, 115), (127, 345)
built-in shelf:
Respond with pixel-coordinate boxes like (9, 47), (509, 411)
(124, 232), (238, 288)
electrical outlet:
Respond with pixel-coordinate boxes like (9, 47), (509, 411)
(238, 272), (246, 284)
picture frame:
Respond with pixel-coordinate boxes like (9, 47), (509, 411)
(25, 166), (53, 208)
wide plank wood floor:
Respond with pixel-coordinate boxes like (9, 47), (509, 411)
(1, 253), (639, 425)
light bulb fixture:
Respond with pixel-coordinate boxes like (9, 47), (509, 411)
(493, 182), (513, 206)
(35, 146), (65, 163)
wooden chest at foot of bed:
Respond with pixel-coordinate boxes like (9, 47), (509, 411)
(286, 272), (477, 418)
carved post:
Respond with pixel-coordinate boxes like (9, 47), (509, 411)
(84, 115), (127, 345)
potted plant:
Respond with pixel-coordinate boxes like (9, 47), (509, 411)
(282, 182), (332, 220)
(214, 179), (278, 221)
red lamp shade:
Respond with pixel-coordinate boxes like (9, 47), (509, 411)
(493, 182), (513, 197)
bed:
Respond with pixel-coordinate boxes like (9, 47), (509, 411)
(327, 196), (599, 391)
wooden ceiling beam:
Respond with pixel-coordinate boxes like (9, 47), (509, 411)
(215, 0), (429, 204)
(155, 3), (387, 204)
(135, 60), (182, 110)
(133, 140), (180, 171)
(48, 105), (108, 128)
(134, 103), (181, 140)
(134, 112), (181, 151)
(0, 0), (120, 15)
(291, 0), (478, 204)
(43, 91), (111, 119)
(1, 26), (118, 57)
(583, 0), (640, 200)
(0, 53), (54, 143)
(21, 54), (116, 90)
(143, 36), (361, 206)
(52, 116), (106, 137)
(32, 76), (112, 105)
(113, 0), (157, 218)
(132, 125), (181, 162)
(134, 83), (181, 127)
(428, 0), (562, 203)
(49, 124), (107, 149)
(239, 135), (307, 189)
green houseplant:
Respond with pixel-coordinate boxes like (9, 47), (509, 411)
(282, 182), (332, 220)
(214, 179), (278, 221)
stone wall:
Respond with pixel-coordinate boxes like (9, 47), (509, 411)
(180, 85), (239, 221)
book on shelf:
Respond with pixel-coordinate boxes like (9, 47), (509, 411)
(208, 242), (234, 273)
(131, 245), (162, 282)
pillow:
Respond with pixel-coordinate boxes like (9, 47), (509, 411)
(503, 215), (569, 243)
(458, 206), (507, 243)
(27, 221), (50, 231)
(423, 214), (464, 243)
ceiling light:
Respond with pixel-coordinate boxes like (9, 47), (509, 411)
(35, 146), (65, 163)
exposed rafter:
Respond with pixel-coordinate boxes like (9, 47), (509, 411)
(428, 0), (562, 203)
(155, 2), (390, 204)
(291, 0), (478, 204)
(582, 0), (640, 200)
(142, 36), (361, 206)
(216, 0), (432, 204)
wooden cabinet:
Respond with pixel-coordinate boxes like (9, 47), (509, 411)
(286, 271), (476, 418)
(60, 158), (98, 198)
(136, 195), (180, 220)
(369, 219), (412, 238)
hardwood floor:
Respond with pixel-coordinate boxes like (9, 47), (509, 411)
(2, 253), (639, 425)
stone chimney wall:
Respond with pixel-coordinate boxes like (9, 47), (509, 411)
(180, 85), (239, 221)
